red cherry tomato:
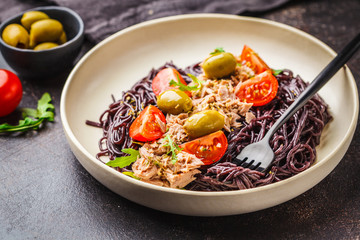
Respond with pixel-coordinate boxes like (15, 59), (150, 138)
(129, 105), (166, 142)
(180, 131), (228, 165)
(0, 69), (23, 117)
(240, 45), (270, 74)
(236, 69), (278, 106)
(151, 68), (190, 96)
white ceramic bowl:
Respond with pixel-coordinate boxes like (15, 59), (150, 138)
(60, 14), (358, 216)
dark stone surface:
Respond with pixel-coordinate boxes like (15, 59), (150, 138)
(1, 0), (359, 239)
(52, 0), (290, 43)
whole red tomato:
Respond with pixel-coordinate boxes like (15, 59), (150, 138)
(0, 69), (23, 117)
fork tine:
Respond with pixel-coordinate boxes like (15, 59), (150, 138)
(232, 156), (247, 166)
(241, 160), (262, 171)
(240, 158), (270, 172)
(233, 139), (275, 172)
(245, 159), (270, 172)
(249, 162), (262, 171)
(255, 165), (266, 172)
(242, 159), (255, 169)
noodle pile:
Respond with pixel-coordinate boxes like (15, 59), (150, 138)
(86, 63), (331, 191)
(86, 62), (189, 161)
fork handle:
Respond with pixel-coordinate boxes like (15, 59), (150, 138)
(262, 32), (360, 142)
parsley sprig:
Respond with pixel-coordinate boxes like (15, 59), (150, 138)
(169, 73), (204, 92)
(106, 148), (140, 168)
(163, 134), (183, 164)
(0, 93), (54, 133)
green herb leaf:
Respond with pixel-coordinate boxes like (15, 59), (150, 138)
(272, 69), (283, 76)
(188, 73), (204, 87)
(106, 148), (140, 168)
(0, 93), (54, 133)
(21, 108), (38, 118)
(122, 171), (140, 180)
(169, 80), (199, 92)
(37, 93), (55, 119)
(163, 134), (183, 164)
(210, 47), (225, 55)
(169, 73), (203, 92)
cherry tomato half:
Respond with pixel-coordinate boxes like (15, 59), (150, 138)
(129, 105), (166, 142)
(151, 68), (190, 96)
(240, 45), (270, 74)
(180, 131), (228, 165)
(236, 69), (278, 106)
(0, 69), (23, 117)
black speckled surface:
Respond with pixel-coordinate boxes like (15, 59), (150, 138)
(1, 0), (359, 239)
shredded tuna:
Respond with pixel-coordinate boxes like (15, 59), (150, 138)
(132, 134), (203, 188)
(231, 64), (255, 85)
(131, 64), (257, 188)
(166, 113), (189, 144)
(245, 111), (256, 123)
(192, 74), (254, 131)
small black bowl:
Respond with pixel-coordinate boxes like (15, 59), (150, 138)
(0, 6), (84, 80)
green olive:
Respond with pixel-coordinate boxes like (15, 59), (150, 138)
(184, 110), (225, 138)
(202, 52), (237, 79)
(29, 19), (63, 48)
(21, 11), (49, 30)
(1, 23), (29, 49)
(157, 89), (192, 115)
(58, 31), (67, 44)
(33, 42), (59, 50)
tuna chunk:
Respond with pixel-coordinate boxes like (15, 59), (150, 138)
(192, 76), (254, 131)
(132, 135), (203, 188)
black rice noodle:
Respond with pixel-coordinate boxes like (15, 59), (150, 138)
(86, 62), (331, 191)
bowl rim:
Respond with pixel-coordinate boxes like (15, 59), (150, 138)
(60, 13), (359, 197)
(0, 6), (84, 52)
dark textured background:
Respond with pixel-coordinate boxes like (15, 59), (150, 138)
(1, 0), (360, 239)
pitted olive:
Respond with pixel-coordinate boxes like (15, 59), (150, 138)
(21, 11), (49, 30)
(29, 19), (63, 48)
(33, 42), (59, 50)
(184, 110), (225, 138)
(202, 52), (237, 79)
(157, 89), (192, 115)
(2, 24), (29, 49)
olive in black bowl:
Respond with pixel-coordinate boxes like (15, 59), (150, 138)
(0, 6), (84, 80)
